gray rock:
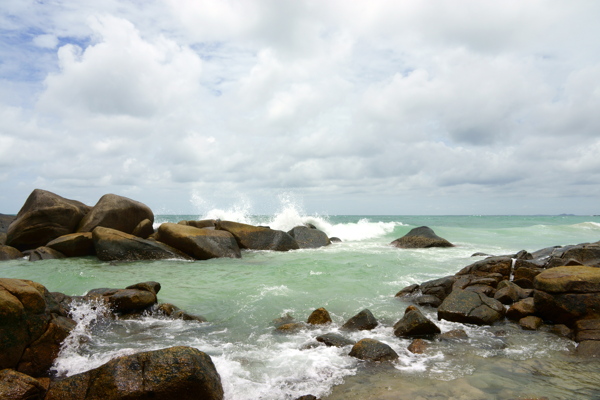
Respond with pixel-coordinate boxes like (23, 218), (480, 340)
(287, 226), (331, 249)
(438, 290), (505, 325)
(341, 309), (378, 331)
(390, 226), (454, 248)
(393, 306), (441, 338)
(349, 339), (398, 362)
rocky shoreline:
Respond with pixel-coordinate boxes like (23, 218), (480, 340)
(1, 189), (599, 399)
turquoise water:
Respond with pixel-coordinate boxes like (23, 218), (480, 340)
(2, 213), (600, 399)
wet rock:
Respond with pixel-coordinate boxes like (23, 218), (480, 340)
(216, 220), (299, 251)
(395, 284), (419, 298)
(287, 226), (331, 249)
(6, 189), (90, 251)
(456, 256), (513, 280)
(506, 297), (535, 321)
(494, 281), (522, 305)
(549, 324), (573, 339)
(85, 285), (157, 314)
(46, 233), (94, 257)
(437, 329), (469, 341)
(341, 309), (378, 331)
(575, 340), (600, 358)
(92, 226), (193, 262)
(348, 339), (399, 362)
(393, 306), (441, 338)
(464, 284), (496, 297)
(77, 193), (154, 235)
(295, 396), (320, 400)
(307, 307), (332, 325)
(275, 322), (305, 334)
(419, 276), (457, 302)
(45, 346), (224, 400)
(126, 281), (161, 295)
(407, 338), (429, 354)
(534, 265), (600, 293)
(178, 219), (217, 229)
(329, 237), (342, 243)
(574, 319), (600, 342)
(0, 245), (24, 261)
(155, 303), (207, 323)
(157, 222), (241, 260)
(272, 313), (295, 327)
(315, 333), (355, 347)
(0, 368), (46, 400)
(390, 226), (454, 248)
(519, 316), (543, 330)
(26, 246), (66, 261)
(414, 294), (442, 308)
(132, 218), (154, 239)
(438, 289), (505, 325)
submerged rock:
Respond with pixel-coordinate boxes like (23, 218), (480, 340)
(390, 226), (454, 249)
(315, 333), (355, 347)
(341, 309), (378, 331)
(45, 346), (224, 400)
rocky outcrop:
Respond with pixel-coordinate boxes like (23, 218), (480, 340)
(0, 279), (74, 377)
(6, 189), (90, 251)
(287, 226), (330, 249)
(46, 233), (95, 257)
(216, 221), (299, 251)
(77, 194), (154, 235)
(348, 339), (398, 362)
(45, 346), (224, 400)
(340, 309), (378, 331)
(0, 368), (47, 400)
(390, 226), (454, 249)
(92, 227), (192, 262)
(156, 223), (241, 260)
(393, 306), (441, 338)
(533, 266), (600, 325)
(437, 289), (505, 325)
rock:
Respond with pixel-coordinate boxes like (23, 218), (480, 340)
(438, 289), (505, 325)
(340, 309), (378, 331)
(216, 220), (299, 251)
(534, 266), (600, 293)
(555, 243), (600, 268)
(349, 339), (398, 362)
(77, 193), (154, 235)
(393, 306), (441, 338)
(275, 322), (305, 334)
(506, 297), (535, 321)
(407, 338), (428, 354)
(574, 319), (600, 342)
(0, 213), (16, 234)
(45, 346), (224, 400)
(156, 223), (241, 260)
(132, 218), (154, 239)
(575, 340), (600, 358)
(295, 396), (320, 400)
(395, 284), (419, 298)
(6, 189), (90, 251)
(126, 281), (161, 295)
(329, 237), (342, 243)
(456, 256), (513, 280)
(287, 226), (330, 249)
(494, 281), (521, 305)
(315, 333), (355, 347)
(0, 245), (24, 261)
(414, 295), (442, 308)
(549, 324), (573, 339)
(92, 226), (193, 262)
(419, 276), (457, 302)
(513, 266), (543, 289)
(390, 226), (454, 248)
(0, 233), (6, 245)
(307, 307), (332, 325)
(437, 329), (469, 341)
(85, 286), (157, 314)
(155, 303), (207, 323)
(0, 279), (75, 377)
(178, 219), (218, 229)
(464, 284), (496, 297)
(272, 313), (295, 327)
(519, 316), (543, 330)
(46, 233), (94, 257)
(26, 247), (66, 261)
(471, 252), (492, 257)
(0, 368), (46, 400)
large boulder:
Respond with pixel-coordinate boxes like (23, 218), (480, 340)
(77, 194), (154, 235)
(216, 220), (299, 251)
(92, 227), (193, 262)
(390, 226), (454, 249)
(0, 245), (24, 261)
(46, 233), (95, 257)
(393, 306), (441, 338)
(348, 339), (398, 362)
(533, 266), (600, 325)
(85, 287), (157, 314)
(6, 189), (90, 251)
(437, 289), (505, 325)
(45, 346), (224, 400)
(0, 279), (75, 377)
(0, 368), (47, 400)
(456, 256), (513, 280)
(340, 309), (378, 331)
(156, 223), (241, 260)
(287, 226), (330, 249)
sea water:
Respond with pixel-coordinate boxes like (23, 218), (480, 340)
(2, 206), (600, 399)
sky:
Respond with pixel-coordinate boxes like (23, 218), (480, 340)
(1, 0), (600, 216)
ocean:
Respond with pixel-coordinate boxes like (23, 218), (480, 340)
(3, 208), (600, 399)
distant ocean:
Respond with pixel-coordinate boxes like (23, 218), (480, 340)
(3, 208), (600, 399)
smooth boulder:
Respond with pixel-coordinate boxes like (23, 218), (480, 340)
(287, 226), (330, 249)
(340, 309), (378, 331)
(0, 245), (24, 261)
(46, 233), (95, 257)
(92, 227), (192, 262)
(348, 339), (398, 362)
(77, 194), (154, 235)
(6, 189), (90, 251)
(437, 289), (505, 325)
(307, 308), (332, 325)
(216, 220), (299, 251)
(393, 306), (441, 338)
(85, 283), (158, 314)
(156, 223), (241, 260)
(390, 226), (454, 249)
(45, 346), (224, 400)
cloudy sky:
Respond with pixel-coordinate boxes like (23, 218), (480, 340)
(1, 1), (599, 215)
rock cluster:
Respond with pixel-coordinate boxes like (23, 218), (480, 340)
(0, 189), (334, 263)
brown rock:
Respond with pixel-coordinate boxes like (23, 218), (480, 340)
(519, 316), (543, 330)
(156, 223), (241, 260)
(393, 306), (441, 338)
(456, 256), (513, 280)
(575, 340), (600, 358)
(132, 218), (154, 239)
(216, 220), (299, 251)
(77, 193), (154, 235)
(341, 309), (378, 331)
(534, 266), (600, 293)
(155, 303), (207, 323)
(307, 307), (332, 325)
(46, 233), (94, 257)
(315, 333), (355, 347)
(27, 246), (66, 261)
(534, 289), (600, 325)
(349, 339), (398, 362)
(390, 226), (454, 248)
(506, 297), (535, 321)
(407, 338), (428, 354)
(0, 368), (46, 400)
(287, 226), (331, 249)
(0, 245), (24, 261)
(437, 329), (469, 341)
(438, 289), (505, 325)
(85, 287), (157, 314)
